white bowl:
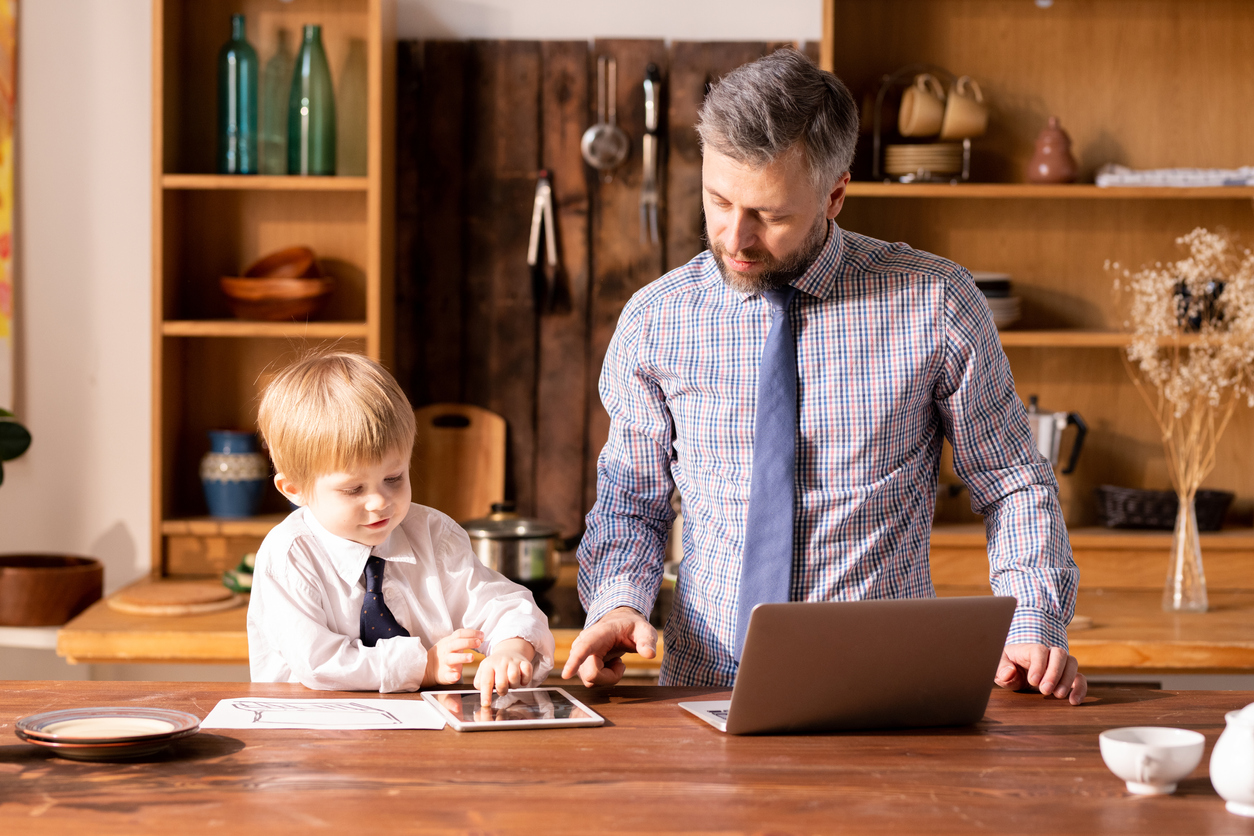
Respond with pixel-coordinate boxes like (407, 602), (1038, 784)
(1099, 726), (1206, 795)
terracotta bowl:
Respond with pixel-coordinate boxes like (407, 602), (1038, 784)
(220, 276), (335, 321)
(0, 554), (103, 626)
(243, 246), (321, 279)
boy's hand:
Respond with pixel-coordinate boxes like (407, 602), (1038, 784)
(423, 628), (485, 686)
(473, 637), (536, 706)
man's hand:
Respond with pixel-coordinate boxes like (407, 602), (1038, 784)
(561, 606), (658, 687)
(996, 643), (1087, 705)
(423, 628), (485, 686)
(473, 637), (536, 706)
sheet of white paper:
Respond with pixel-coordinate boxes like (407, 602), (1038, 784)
(199, 698), (446, 730)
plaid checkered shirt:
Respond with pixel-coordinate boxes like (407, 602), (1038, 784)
(577, 221), (1078, 687)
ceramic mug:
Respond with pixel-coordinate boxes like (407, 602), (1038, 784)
(939, 76), (988, 140)
(898, 73), (946, 137)
(1099, 726), (1206, 795)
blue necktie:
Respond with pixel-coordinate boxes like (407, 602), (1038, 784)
(360, 555), (410, 647)
(734, 286), (798, 660)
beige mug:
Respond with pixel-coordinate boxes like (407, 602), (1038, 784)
(939, 76), (988, 140)
(898, 74), (946, 137)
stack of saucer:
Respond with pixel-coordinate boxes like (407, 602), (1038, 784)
(971, 271), (1020, 329)
(884, 143), (964, 177)
(15, 706), (202, 761)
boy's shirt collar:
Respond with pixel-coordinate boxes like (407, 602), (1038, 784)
(300, 506), (419, 588)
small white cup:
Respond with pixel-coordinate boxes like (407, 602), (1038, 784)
(1099, 726), (1206, 795)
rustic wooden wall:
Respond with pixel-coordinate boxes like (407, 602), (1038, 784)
(396, 40), (818, 540)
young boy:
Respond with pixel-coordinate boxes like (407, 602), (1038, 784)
(247, 351), (554, 703)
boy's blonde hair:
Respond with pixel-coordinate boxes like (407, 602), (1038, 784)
(257, 352), (416, 487)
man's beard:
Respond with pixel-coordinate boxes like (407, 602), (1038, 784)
(709, 215), (829, 295)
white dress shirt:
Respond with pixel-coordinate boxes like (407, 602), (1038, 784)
(248, 503), (556, 692)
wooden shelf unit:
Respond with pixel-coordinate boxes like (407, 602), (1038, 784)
(824, 0), (1254, 529)
(152, 0), (395, 578)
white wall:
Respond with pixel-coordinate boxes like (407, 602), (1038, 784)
(0, 1), (818, 679)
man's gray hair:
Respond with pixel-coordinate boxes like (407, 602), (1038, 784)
(697, 48), (858, 195)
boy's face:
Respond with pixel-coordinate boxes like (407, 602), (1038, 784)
(277, 448), (412, 547)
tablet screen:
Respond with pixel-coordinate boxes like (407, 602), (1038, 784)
(427, 689), (594, 724)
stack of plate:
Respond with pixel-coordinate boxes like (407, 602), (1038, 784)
(884, 143), (964, 176)
(15, 707), (201, 761)
(971, 271), (1020, 329)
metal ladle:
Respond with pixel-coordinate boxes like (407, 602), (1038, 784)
(581, 55), (629, 179)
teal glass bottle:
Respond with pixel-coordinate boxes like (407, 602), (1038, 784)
(288, 24), (337, 176)
(216, 14), (258, 175)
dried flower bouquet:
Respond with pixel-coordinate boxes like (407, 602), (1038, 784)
(1111, 227), (1254, 612)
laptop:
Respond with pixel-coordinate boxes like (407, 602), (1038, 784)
(679, 596), (1017, 734)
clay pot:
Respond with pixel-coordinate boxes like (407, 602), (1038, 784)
(1027, 116), (1078, 183)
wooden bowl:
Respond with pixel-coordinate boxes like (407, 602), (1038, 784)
(0, 554), (103, 626)
(220, 276), (335, 321)
(243, 246), (321, 278)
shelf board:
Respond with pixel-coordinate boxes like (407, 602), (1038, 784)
(932, 523), (1254, 551)
(162, 320), (370, 338)
(997, 330), (1128, 348)
(162, 515), (287, 538)
(995, 331), (1220, 348)
(847, 182), (1254, 199)
(162, 174), (370, 192)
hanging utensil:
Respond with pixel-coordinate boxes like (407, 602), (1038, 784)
(527, 169), (559, 311)
(580, 55), (630, 180)
(640, 63), (662, 244)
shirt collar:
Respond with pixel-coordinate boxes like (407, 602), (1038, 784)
(300, 506), (418, 587)
(701, 219), (845, 303)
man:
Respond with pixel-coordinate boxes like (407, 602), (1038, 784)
(563, 50), (1086, 705)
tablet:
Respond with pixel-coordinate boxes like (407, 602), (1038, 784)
(421, 688), (605, 732)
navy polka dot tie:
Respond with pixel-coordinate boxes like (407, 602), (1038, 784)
(360, 555), (410, 647)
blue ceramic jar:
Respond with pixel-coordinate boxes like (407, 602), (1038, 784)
(200, 430), (268, 518)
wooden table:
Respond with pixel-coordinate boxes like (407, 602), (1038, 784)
(2, 682), (1253, 834)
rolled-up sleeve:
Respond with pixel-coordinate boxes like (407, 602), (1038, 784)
(577, 294), (676, 628)
(934, 270), (1078, 649)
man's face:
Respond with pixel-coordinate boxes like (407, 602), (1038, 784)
(278, 448), (412, 547)
(702, 145), (850, 295)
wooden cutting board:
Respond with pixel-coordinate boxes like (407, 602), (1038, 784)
(411, 403), (506, 524)
(106, 579), (245, 617)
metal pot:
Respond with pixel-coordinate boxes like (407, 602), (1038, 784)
(460, 503), (561, 591)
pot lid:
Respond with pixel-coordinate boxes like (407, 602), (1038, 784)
(461, 502), (559, 539)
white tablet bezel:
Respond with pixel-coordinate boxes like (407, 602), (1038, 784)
(421, 687), (605, 732)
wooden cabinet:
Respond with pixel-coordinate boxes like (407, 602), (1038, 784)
(151, 0), (395, 578)
(822, 0), (1254, 536)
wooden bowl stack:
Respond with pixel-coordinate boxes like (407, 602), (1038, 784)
(220, 246), (334, 321)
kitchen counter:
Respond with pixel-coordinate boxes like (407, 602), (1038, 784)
(55, 584), (662, 674)
(57, 579), (1254, 676)
(2, 680), (1252, 833)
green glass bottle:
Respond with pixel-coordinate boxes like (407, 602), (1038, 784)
(216, 14), (258, 175)
(288, 24), (336, 176)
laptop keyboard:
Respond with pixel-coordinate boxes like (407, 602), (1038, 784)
(709, 709), (730, 720)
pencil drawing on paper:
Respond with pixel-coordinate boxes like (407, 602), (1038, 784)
(230, 700), (403, 726)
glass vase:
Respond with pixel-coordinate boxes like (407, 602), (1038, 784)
(216, 14), (258, 175)
(288, 24), (337, 176)
(259, 27), (294, 175)
(1163, 494), (1208, 612)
